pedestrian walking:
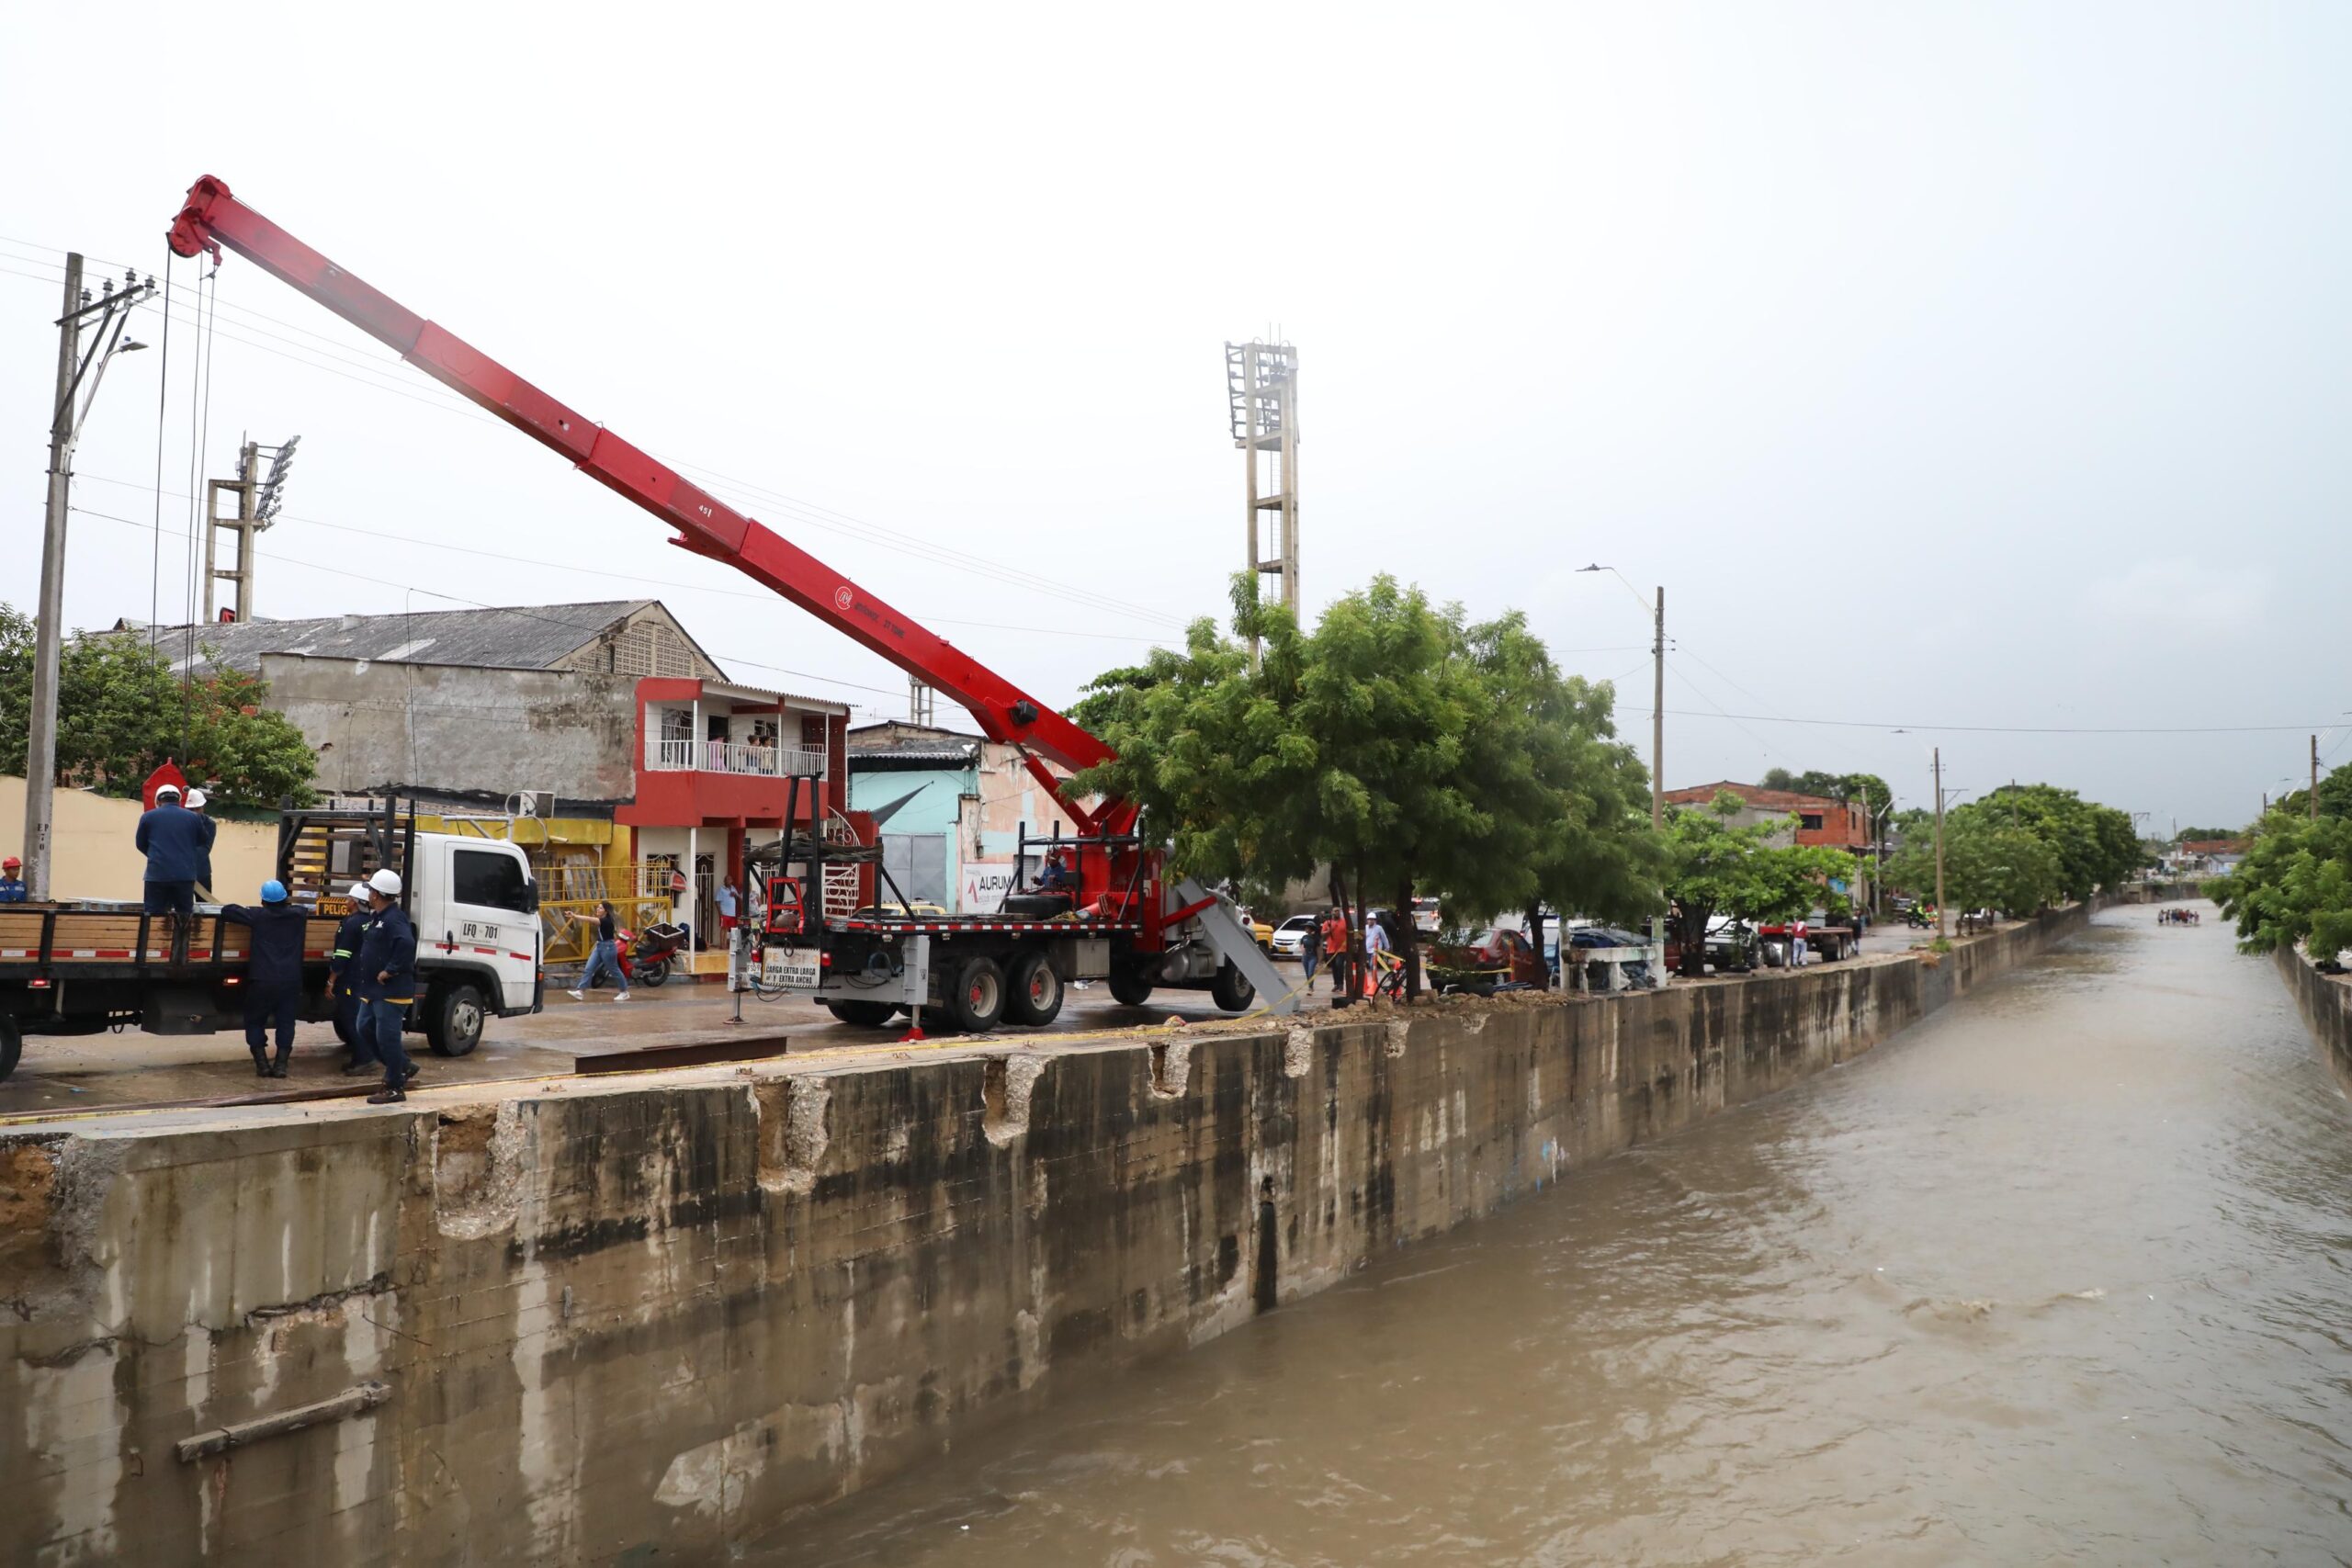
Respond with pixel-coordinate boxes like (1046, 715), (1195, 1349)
(330, 881), (373, 1066)
(0, 855), (26, 903)
(222, 878), (309, 1077)
(184, 788), (217, 901)
(358, 868), (420, 1104)
(1301, 914), (1323, 989)
(1320, 908), (1350, 997)
(133, 784), (209, 923)
(563, 900), (632, 1003)
(1791, 916), (1811, 967)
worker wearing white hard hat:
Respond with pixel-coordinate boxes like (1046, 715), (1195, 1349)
(133, 784), (208, 922)
(356, 867), (418, 1102)
(330, 881), (376, 1065)
(183, 788), (216, 902)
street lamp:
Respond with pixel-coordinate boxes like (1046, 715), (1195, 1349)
(1577, 564), (1665, 830)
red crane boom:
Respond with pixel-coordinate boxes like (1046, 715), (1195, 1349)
(165, 175), (1125, 837)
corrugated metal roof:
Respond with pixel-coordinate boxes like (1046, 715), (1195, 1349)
(124, 601), (650, 677)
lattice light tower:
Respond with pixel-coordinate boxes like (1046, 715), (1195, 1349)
(1225, 340), (1297, 660)
(204, 434), (298, 622)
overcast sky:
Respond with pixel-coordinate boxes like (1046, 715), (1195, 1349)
(5, 3), (2346, 832)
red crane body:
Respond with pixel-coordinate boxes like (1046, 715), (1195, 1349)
(164, 175), (1129, 845)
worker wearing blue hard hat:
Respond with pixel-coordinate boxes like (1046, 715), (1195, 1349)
(222, 874), (311, 1078)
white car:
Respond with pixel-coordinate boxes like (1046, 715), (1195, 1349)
(1270, 915), (1319, 959)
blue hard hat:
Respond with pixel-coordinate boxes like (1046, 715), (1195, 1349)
(261, 879), (288, 904)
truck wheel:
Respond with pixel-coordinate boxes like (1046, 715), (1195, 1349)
(637, 957), (671, 988)
(425, 983), (484, 1057)
(944, 956), (1006, 1033)
(1107, 967), (1154, 1007)
(824, 999), (897, 1028)
(0, 1017), (19, 1083)
(1004, 952), (1064, 1027)
(1210, 962), (1256, 1013)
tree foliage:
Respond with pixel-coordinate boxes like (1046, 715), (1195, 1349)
(1657, 792), (1858, 976)
(1883, 813), (2062, 917)
(1073, 575), (1660, 997)
(0, 604), (319, 809)
(2208, 810), (2352, 961)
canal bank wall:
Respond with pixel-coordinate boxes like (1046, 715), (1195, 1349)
(2272, 943), (2352, 1098)
(0, 902), (2091, 1565)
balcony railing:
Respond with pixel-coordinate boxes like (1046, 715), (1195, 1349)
(644, 737), (827, 778)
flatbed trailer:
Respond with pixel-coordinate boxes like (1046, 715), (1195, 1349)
(0, 902), (345, 1080)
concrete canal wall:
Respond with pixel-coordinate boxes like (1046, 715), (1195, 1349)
(2273, 943), (2352, 1099)
(0, 902), (2091, 1564)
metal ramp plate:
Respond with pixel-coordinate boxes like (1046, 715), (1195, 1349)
(1172, 877), (1300, 1015)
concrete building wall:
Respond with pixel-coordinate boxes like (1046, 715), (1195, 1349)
(259, 654), (637, 804)
(0, 904), (2093, 1564)
(0, 777), (278, 903)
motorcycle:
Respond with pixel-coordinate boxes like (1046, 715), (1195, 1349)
(628, 921), (691, 988)
(581, 920), (692, 990)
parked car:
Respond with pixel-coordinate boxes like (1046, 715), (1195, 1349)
(1270, 914), (1319, 959)
(1430, 925), (1547, 987)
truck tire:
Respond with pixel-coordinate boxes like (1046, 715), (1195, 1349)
(1108, 967), (1154, 1007)
(824, 999), (897, 1028)
(0, 1017), (19, 1084)
(1210, 962), (1256, 1013)
(944, 955), (1006, 1033)
(1004, 951), (1064, 1027)
(425, 982), (485, 1057)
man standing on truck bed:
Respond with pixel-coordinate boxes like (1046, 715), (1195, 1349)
(134, 784), (213, 923)
(222, 879), (309, 1078)
(357, 868), (420, 1105)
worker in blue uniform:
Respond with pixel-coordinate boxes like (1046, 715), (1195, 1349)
(222, 879), (310, 1078)
(329, 881), (373, 1066)
(357, 868), (420, 1104)
(133, 784), (211, 920)
(0, 855), (27, 902)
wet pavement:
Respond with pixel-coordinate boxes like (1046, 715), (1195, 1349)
(0, 926), (1955, 1122)
(0, 968), (1316, 1121)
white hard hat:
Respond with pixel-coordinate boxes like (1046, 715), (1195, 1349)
(185, 788), (208, 808)
(368, 868), (403, 897)
(154, 784), (182, 800)
(348, 882), (371, 901)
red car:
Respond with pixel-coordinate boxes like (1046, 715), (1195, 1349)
(1429, 926), (1547, 987)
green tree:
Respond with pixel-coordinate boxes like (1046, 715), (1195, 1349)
(1657, 792), (1857, 976)
(2208, 810), (2352, 960)
(2272, 763), (2352, 823)
(1077, 575), (1660, 1000)
(0, 604), (318, 808)
(1882, 812), (2061, 917)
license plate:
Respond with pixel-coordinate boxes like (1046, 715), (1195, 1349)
(763, 948), (821, 989)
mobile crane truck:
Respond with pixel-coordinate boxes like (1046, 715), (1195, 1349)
(162, 177), (1290, 1035)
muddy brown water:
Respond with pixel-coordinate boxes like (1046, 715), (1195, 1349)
(768, 907), (2352, 1565)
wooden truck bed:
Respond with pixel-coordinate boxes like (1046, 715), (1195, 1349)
(0, 907), (342, 971)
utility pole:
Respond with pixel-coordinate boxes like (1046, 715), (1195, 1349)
(2313, 734), (2322, 821)
(1933, 747), (1948, 942)
(203, 434), (298, 623)
(1651, 587), (1665, 830)
(23, 255), (154, 899)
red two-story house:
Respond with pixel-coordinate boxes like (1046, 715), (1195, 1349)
(617, 677), (853, 967)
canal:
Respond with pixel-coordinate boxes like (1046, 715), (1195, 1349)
(772, 905), (2352, 1565)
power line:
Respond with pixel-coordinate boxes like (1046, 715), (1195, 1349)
(71, 471), (1173, 647)
(1612, 703), (2341, 737)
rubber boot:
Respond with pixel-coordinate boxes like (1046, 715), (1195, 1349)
(252, 1052), (270, 1078)
(270, 1050), (292, 1079)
